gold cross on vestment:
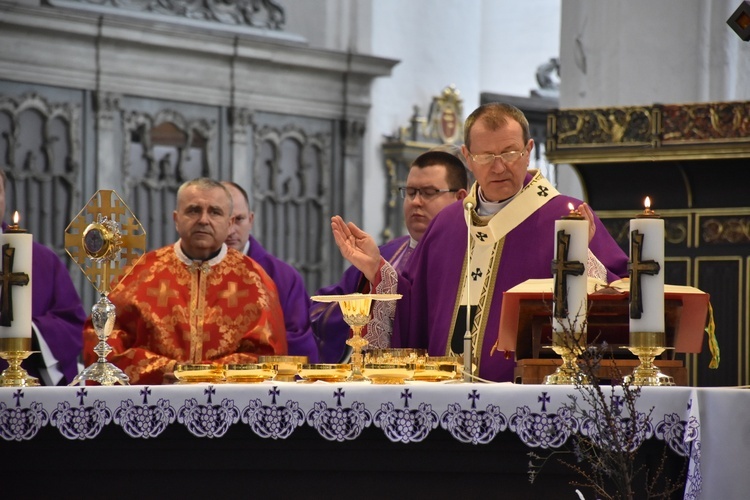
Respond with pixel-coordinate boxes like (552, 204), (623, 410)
(551, 230), (585, 319)
(146, 279), (180, 308)
(628, 230), (661, 320)
(0, 244), (30, 326)
(218, 282), (249, 308)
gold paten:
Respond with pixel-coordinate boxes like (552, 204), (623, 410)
(174, 363), (225, 384)
(412, 356), (462, 382)
(299, 364), (352, 383)
(362, 363), (417, 385)
(225, 363), (276, 383)
(259, 355), (307, 382)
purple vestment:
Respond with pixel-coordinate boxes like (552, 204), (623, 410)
(247, 236), (319, 362)
(0, 233), (86, 385)
(311, 235), (411, 363)
(393, 175), (629, 382)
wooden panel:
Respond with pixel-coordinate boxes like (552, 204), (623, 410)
(696, 258), (742, 386)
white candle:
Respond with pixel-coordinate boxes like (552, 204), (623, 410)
(0, 211), (33, 339)
(629, 197), (664, 334)
(552, 204), (588, 334)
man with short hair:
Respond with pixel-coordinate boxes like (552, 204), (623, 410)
(82, 178), (287, 384)
(313, 146), (469, 362)
(334, 103), (629, 382)
(222, 181), (319, 362)
(0, 170), (86, 385)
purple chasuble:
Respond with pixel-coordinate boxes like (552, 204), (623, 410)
(311, 235), (411, 363)
(0, 229), (86, 384)
(247, 236), (319, 362)
(393, 175), (628, 382)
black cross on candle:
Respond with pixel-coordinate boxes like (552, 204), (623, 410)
(0, 243), (30, 326)
(551, 230), (585, 319)
(628, 230), (661, 319)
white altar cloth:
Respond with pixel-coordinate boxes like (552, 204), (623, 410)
(2, 382), (748, 499)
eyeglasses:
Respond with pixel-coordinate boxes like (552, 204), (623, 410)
(399, 187), (458, 200)
(467, 149), (527, 166)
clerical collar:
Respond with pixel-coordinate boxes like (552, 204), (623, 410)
(174, 241), (228, 267)
(476, 186), (521, 216)
(409, 237), (418, 249)
(241, 240), (250, 255)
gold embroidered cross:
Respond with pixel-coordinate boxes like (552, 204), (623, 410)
(218, 282), (249, 308)
(146, 279), (180, 308)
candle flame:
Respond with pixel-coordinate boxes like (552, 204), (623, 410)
(12, 211), (19, 224)
(644, 197), (651, 209)
(568, 202), (575, 211)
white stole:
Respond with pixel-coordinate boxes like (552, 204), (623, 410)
(450, 170), (560, 364)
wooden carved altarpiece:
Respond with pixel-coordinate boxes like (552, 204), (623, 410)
(546, 100), (750, 387)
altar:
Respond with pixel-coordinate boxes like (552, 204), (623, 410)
(1, 382), (748, 499)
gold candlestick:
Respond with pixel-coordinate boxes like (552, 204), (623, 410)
(0, 337), (39, 387)
(544, 330), (590, 385)
(623, 332), (674, 386)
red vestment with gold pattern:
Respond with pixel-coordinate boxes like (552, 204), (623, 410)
(82, 242), (287, 384)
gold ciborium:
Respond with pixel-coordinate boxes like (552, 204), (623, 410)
(65, 190), (146, 386)
(623, 332), (674, 386)
(544, 330), (590, 385)
(310, 293), (401, 382)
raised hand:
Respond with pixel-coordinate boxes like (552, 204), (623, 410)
(331, 215), (382, 282)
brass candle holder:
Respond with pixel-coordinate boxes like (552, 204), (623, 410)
(544, 330), (590, 385)
(310, 293), (401, 382)
(0, 337), (39, 387)
(623, 332), (674, 386)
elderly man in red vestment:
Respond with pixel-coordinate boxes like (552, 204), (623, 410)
(82, 178), (287, 384)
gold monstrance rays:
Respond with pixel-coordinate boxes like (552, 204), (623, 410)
(65, 190), (146, 294)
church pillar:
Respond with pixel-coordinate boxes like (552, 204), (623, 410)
(93, 91), (122, 191)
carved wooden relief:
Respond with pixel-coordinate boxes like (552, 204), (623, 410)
(252, 123), (330, 292)
(122, 108), (216, 250)
(0, 92), (81, 253)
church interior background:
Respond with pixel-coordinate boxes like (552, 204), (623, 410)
(1, 0), (748, 387)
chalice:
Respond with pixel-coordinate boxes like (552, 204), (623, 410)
(310, 293), (401, 382)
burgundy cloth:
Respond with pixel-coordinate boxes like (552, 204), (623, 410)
(247, 236), (319, 362)
(311, 235), (411, 363)
(0, 226), (86, 384)
(393, 175), (629, 382)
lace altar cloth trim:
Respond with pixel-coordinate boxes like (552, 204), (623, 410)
(0, 384), (703, 498)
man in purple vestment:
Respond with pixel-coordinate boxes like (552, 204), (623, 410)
(315, 146), (469, 362)
(0, 171), (86, 385)
(333, 103), (629, 382)
(223, 181), (319, 362)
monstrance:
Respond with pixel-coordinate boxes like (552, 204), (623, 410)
(310, 293), (401, 382)
(65, 190), (146, 385)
